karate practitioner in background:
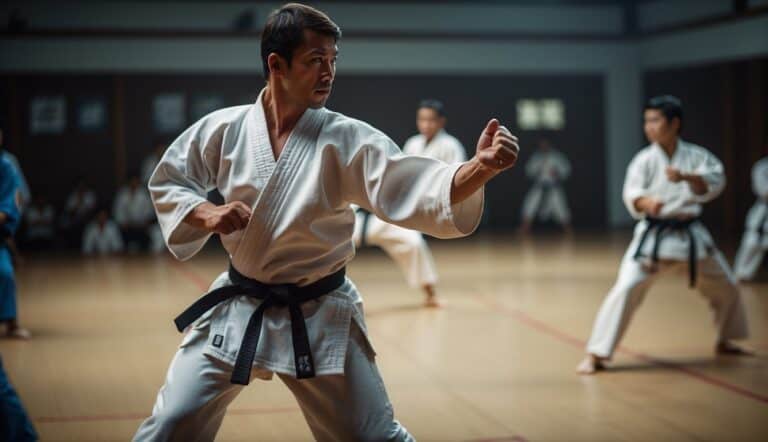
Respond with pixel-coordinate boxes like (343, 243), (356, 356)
(0, 154), (30, 339)
(733, 155), (768, 281)
(134, 4), (519, 441)
(353, 99), (466, 307)
(82, 208), (125, 256)
(577, 95), (750, 375)
(518, 138), (572, 234)
(113, 176), (156, 252)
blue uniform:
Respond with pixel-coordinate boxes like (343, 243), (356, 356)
(0, 158), (36, 441)
(0, 157), (21, 322)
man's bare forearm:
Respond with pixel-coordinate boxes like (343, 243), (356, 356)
(682, 174), (708, 195)
(451, 157), (498, 204)
(183, 201), (218, 230)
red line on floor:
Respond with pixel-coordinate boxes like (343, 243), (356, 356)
(35, 407), (300, 424)
(473, 294), (768, 405)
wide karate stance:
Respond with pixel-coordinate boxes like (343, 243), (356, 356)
(134, 4), (519, 441)
(733, 156), (768, 281)
(577, 95), (750, 375)
(353, 99), (467, 307)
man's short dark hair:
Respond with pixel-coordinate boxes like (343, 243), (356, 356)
(261, 3), (341, 79)
(418, 99), (445, 118)
(645, 95), (683, 131)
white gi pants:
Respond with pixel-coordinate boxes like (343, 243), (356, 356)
(133, 322), (414, 442)
(586, 246), (749, 359)
(353, 211), (438, 289)
(521, 184), (570, 225)
(734, 201), (768, 281)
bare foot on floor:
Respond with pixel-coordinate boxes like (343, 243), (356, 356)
(576, 354), (605, 375)
(6, 327), (31, 340)
(423, 285), (442, 308)
(716, 341), (754, 356)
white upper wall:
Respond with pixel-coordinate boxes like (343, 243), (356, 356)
(637, 0), (732, 32)
(0, 1), (624, 35)
(640, 14), (768, 69)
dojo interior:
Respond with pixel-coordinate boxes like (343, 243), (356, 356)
(0, 1), (766, 441)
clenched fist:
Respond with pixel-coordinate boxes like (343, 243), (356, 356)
(185, 201), (252, 235)
(475, 119), (519, 171)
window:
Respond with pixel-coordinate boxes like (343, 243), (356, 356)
(516, 98), (565, 130)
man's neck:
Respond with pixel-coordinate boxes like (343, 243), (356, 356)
(659, 137), (678, 158)
(262, 84), (306, 137)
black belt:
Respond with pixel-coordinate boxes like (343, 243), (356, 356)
(356, 207), (372, 248)
(174, 264), (346, 385)
(633, 217), (699, 288)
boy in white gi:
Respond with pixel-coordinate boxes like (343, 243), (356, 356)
(134, 3), (519, 441)
(518, 138), (572, 234)
(353, 99), (466, 307)
(577, 95), (750, 375)
(733, 155), (768, 281)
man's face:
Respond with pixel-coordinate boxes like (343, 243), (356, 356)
(280, 30), (337, 109)
(644, 109), (678, 145)
(416, 108), (444, 140)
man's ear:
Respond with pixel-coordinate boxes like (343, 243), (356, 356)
(267, 53), (284, 77)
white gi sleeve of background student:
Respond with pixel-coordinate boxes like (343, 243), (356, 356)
(342, 128), (483, 239)
(752, 159), (768, 199)
(148, 117), (224, 261)
(622, 152), (649, 220)
(690, 147), (725, 203)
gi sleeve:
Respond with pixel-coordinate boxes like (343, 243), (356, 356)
(622, 153), (650, 220)
(690, 148), (725, 203)
(148, 118), (225, 260)
(0, 160), (21, 237)
(342, 131), (483, 239)
(752, 159), (768, 199)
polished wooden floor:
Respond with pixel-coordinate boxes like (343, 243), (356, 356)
(2, 233), (766, 441)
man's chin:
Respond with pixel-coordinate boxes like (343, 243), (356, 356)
(309, 98), (328, 109)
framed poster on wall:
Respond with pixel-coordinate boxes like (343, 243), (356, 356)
(153, 93), (186, 134)
(30, 96), (66, 134)
(77, 97), (108, 132)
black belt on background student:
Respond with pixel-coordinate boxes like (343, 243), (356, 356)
(174, 264), (346, 385)
(633, 216), (700, 288)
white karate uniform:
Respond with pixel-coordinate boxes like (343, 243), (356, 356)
(64, 189), (97, 220)
(733, 157), (768, 281)
(134, 89), (483, 441)
(81, 220), (124, 255)
(586, 140), (748, 359)
(350, 129), (467, 289)
(521, 148), (571, 224)
(113, 187), (154, 227)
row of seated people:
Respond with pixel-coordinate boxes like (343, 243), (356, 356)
(20, 176), (164, 255)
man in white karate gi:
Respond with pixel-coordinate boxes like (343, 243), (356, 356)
(134, 4), (519, 441)
(577, 95), (750, 375)
(518, 138), (571, 234)
(733, 155), (768, 281)
(353, 99), (466, 307)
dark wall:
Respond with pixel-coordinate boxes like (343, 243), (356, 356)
(2, 72), (606, 231)
(644, 57), (768, 241)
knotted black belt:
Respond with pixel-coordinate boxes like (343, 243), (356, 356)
(633, 216), (699, 287)
(174, 264), (346, 385)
